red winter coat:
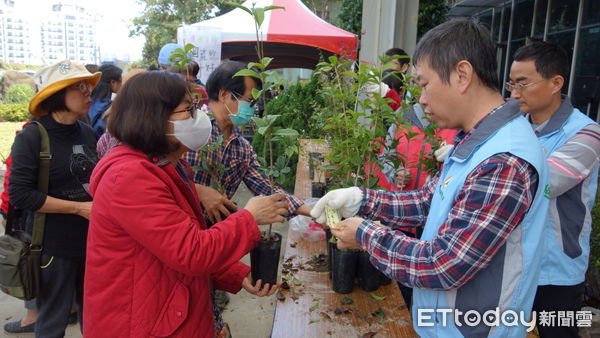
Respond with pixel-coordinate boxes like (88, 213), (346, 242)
(385, 89), (401, 111)
(84, 146), (259, 337)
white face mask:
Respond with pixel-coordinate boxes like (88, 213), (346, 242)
(166, 109), (212, 150)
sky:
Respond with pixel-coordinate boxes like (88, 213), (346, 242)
(13, 0), (146, 61)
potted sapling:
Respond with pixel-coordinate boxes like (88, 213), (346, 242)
(314, 55), (411, 292)
(228, 2), (299, 287)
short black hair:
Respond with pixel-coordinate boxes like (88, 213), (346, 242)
(40, 88), (68, 114)
(91, 64), (123, 101)
(385, 48), (410, 66)
(413, 19), (499, 91)
(382, 69), (404, 93)
(108, 71), (189, 159)
(513, 41), (569, 81)
(206, 61), (262, 101)
(85, 64), (98, 73)
(186, 61), (200, 77)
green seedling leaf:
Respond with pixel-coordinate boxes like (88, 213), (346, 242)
(273, 128), (300, 137)
(184, 43), (196, 52)
(372, 309), (386, 324)
(227, 2), (253, 16)
(251, 88), (261, 99)
(341, 297), (353, 305)
(282, 275), (293, 281)
(261, 57), (274, 67)
(313, 297), (321, 302)
(264, 5), (285, 11)
(309, 302), (319, 312)
(370, 293), (385, 301)
(328, 236), (337, 244)
(253, 7), (265, 26)
(292, 278), (302, 286)
(309, 319), (320, 324)
(234, 69), (260, 79)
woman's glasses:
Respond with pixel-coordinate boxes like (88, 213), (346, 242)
(172, 100), (199, 118)
(69, 82), (93, 95)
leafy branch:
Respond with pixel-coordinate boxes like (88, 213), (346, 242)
(226, 2), (297, 239)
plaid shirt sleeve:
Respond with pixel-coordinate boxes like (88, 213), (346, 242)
(358, 174), (439, 228)
(96, 132), (121, 159)
(356, 153), (539, 290)
(181, 150), (212, 185)
(242, 149), (303, 217)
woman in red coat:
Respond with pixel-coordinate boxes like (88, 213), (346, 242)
(84, 71), (287, 337)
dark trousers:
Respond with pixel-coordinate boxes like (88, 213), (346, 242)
(35, 254), (85, 338)
(533, 283), (584, 338)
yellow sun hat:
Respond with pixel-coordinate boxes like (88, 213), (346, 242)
(29, 60), (102, 116)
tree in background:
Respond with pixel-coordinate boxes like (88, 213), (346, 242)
(335, 0), (362, 36)
(332, 0), (450, 40)
(418, 0), (450, 39)
(302, 0), (330, 21)
(130, 0), (243, 64)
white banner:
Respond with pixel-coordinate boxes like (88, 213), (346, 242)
(177, 25), (222, 84)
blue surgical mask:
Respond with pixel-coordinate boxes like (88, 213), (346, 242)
(226, 95), (255, 126)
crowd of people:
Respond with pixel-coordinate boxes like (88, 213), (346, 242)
(0, 18), (598, 338)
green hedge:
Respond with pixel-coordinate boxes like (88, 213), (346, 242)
(2, 84), (35, 104)
(0, 104), (30, 121)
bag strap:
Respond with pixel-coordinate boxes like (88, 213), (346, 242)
(30, 121), (51, 248)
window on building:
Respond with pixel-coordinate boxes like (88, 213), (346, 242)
(513, 0), (534, 39)
(546, 30), (576, 91)
(499, 6), (511, 42)
(582, 0), (600, 26)
(572, 25), (600, 120)
(549, 0), (579, 33)
(478, 9), (493, 32)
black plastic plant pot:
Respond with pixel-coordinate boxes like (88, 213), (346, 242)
(311, 182), (327, 198)
(379, 271), (392, 285)
(250, 232), (282, 287)
(357, 251), (380, 292)
(325, 229), (333, 279)
(331, 248), (358, 294)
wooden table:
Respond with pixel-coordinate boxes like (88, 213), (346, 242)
(271, 140), (417, 337)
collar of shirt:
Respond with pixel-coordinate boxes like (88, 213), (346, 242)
(205, 105), (242, 144)
(452, 101), (509, 151)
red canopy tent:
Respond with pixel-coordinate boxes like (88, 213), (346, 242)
(190, 0), (358, 69)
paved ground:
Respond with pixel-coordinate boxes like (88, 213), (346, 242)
(0, 173), (287, 337)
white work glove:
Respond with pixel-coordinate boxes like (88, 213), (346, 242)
(362, 82), (390, 97)
(310, 187), (363, 225)
(434, 144), (454, 162)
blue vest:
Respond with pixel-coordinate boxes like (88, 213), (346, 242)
(412, 101), (549, 337)
(534, 98), (599, 286)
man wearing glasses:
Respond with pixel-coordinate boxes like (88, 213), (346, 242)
(508, 41), (600, 338)
(183, 61), (311, 223)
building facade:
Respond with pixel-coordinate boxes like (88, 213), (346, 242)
(40, 3), (99, 64)
(450, 0), (600, 122)
(0, 1), (99, 65)
(0, 0), (35, 64)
